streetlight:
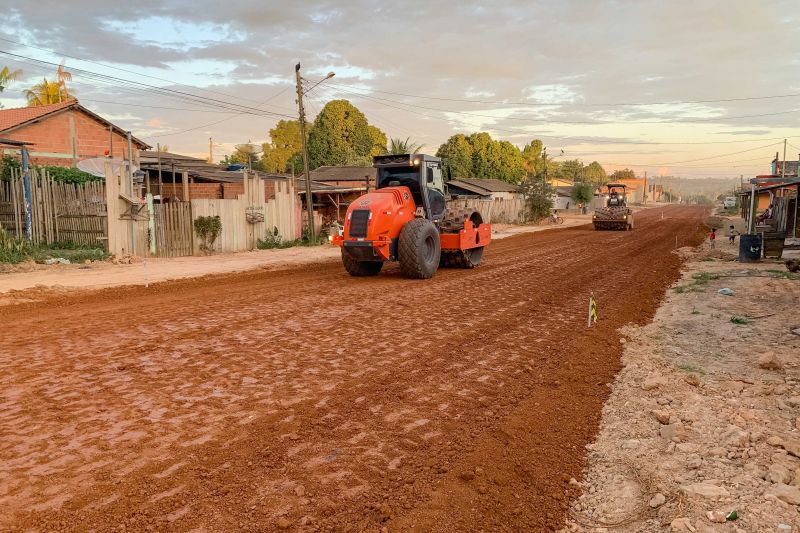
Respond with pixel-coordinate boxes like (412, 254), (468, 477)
(295, 64), (335, 243)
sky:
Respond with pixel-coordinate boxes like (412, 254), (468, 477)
(1, 0), (798, 179)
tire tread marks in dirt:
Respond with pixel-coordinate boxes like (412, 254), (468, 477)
(0, 206), (709, 532)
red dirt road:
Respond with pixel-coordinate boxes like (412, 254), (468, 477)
(0, 206), (706, 532)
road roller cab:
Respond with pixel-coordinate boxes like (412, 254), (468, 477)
(332, 154), (491, 278)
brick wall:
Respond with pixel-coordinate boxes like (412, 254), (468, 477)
(156, 182), (281, 201)
(0, 109), (141, 167)
(159, 183), (222, 200)
(222, 183), (245, 199)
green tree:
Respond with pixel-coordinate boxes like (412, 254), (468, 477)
(556, 159), (585, 182)
(584, 161), (607, 185)
(262, 119), (302, 173)
(436, 133), (473, 178)
(388, 137), (423, 155)
(368, 125), (387, 157)
(307, 99), (375, 168)
(521, 139), (545, 178)
(0, 66), (22, 93)
(519, 177), (555, 222)
(610, 168), (636, 181)
(437, 132), (525, 184)
(570, 182), (594, 211)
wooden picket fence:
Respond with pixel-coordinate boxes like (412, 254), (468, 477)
(0, 169), (107, 246)
(153, 202), (193, 257)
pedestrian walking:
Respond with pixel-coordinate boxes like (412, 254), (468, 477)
(727, 224), (739, 245)
(708, 228), (716, 249)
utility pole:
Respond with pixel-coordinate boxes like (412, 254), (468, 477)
(295, 63), (315, 243)
(542, 147), (547, 183)
(643, 171), (647, 205)
(126, 131), (136, 255)
(208, 137), (213, 164)
(782, 138), (787, 179)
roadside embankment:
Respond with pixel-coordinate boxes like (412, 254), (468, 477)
(566, 237), (800, 532)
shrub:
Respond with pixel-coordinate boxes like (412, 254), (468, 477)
(519, 178), (555, 223)
(257, 225), (327, 250)
(0, 227), (32, 263)
(193, 216), (222, 254)
(41, 166), (99, 183)
(570, 182), (594, 205)
(257, 227), (293, 249)
(0, 157), (98, 183)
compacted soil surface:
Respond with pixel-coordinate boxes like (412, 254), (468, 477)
(0, 206), (705, 532)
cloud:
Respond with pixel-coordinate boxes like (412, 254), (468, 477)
(2, 0), (797, 178)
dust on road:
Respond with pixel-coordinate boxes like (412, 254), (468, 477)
(0, 206), (706, 532)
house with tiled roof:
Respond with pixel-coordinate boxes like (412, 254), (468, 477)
(0, 100), (149, 167)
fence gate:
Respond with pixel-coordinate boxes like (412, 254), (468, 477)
(153, 202), (193, 257)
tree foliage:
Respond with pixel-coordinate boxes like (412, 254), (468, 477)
(519, 177), (555, 222)
(307, 99), (384, 168)
(570, 182), (594, 205)
(555, 159), (585, 182)
(388, 137), (423, 155)
(584, 161), (607, 185)
(521, 139), (545, 178)
(261, 119), (302, 173)
(0, 66), (22, 94)
(436, 134), (473, 178)
(609, 168), (636, 181)
(436, 132), (524, 184)
(368, 125), (387, 157)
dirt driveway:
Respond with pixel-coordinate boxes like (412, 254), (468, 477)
(0, 206), (706, 532)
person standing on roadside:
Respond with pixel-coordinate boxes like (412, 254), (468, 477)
(727, 224), (738, 245)
(708, 228), (717, 249)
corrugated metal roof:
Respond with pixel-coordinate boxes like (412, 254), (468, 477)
(448, 180), (491, 197)
(139, 151), (292, 184)
(310, 165), (376, 182)
(450, 177), (519, 193)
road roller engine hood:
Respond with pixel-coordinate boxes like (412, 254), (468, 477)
(342, 186), (416, 241)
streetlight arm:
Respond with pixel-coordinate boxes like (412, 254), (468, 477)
(302, 72), (336, 95)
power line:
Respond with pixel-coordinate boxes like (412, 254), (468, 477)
(82, 99), (277, 115)
(0, 36), (290, 109)
(144, 85), (294, 139)
(0, 51), (296, 119)
(327, 85), (800, 146)
(654, 141), (782, 166)
(329, 81), (800, 108)
(328, 84), (800, 126)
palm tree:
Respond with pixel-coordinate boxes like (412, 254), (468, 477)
(24, 77), (75, 106)
(56, 61), (72, 100)
(388, 137), (423, 155)
(0, 66), (22, 93)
